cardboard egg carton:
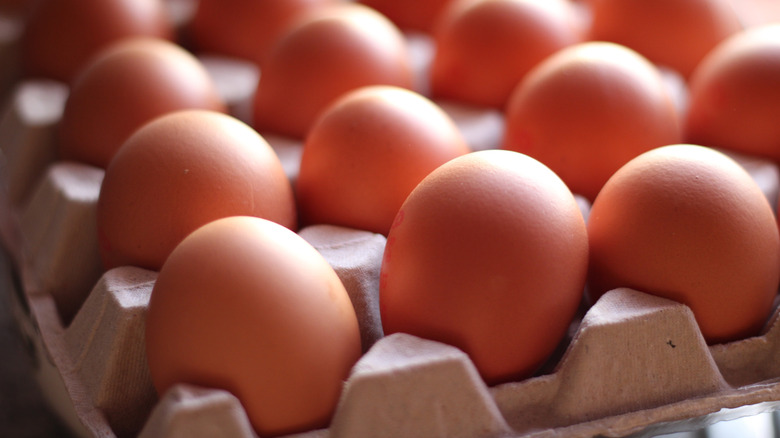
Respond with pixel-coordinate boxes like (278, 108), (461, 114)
(4, 3), (780, 436)
(5, 151), (780, 438)
(4, 62), (780, 438)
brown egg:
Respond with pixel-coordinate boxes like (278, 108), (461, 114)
(186, 0), (336, 67)
(146, 216), (361, 436)
(685, 24), (780, 163)
(588, 0), (742, 78)
(57, 37), (226, 169)
(380, 150), (588, 385)
(97, 110), (296, 271)
(358, 0), (456, 33)
(587, 145), (780, 344)
(252, 3), (414, 139)
(431, 0), (581, 108)
(502, 42), (681, 201)
(296, 85), (470, 235)
(19, 0), (173, 82)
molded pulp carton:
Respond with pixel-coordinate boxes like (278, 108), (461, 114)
(3, 1), (780, 437)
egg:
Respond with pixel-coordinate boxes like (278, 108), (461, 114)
(296, 85), (470, 235)
(587, 144), (780, 344)
(430, 0), (581, 108)
(587, 0), (742, 78)
(358, 0), (456, 33)
(380, 150), (588, 385)
(57, 37), (226, 169)
(19, 0), (173, 82)
(502, 42), (681, 201)
(252, 3), (414, 139)
(145, 215), (361, 437)
(97, 110), (296, 271)
(685, 24), (780, 163)
(185, 0), (336, 67)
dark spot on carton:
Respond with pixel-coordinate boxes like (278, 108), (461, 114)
(667, 340), (676, 348)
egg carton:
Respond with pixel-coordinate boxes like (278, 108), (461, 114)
(6, 143), (780, 438)
(4, 3), (780, 436)
(4, 50), (780, 438)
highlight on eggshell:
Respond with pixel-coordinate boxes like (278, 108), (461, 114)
(587, 144), (780, 344)
(96, 109), (296, 272)
(145, 215), (361, 437)
(380, 149), (588, 385)
(502, 41), (682, 201)
(296, 85), (471, 235)
(685, 24), (780, 164)
(57, 37), (226, 169)
(19, 0), (173, 83)
(430, 0), (582, 108)
(587, 0), (742, 78)
(185, 0), (337, 68)
(252, 2), (414, 139)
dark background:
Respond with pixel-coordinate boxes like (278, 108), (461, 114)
(0, 250), (72, 438)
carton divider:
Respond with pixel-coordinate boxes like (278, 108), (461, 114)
(64, 266), (160, 437)
(138, 384), (258, 438)
(19, 161), (104, 324)
(21, 292), (114, 437)
(330, 333), (512, 438)
(493, 288), (731, 435)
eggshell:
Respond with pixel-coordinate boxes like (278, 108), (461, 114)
(252, 3), (414, 139)
(502, 41), (681, 201)
(380, 149), (588, 385)
(186, 0), (336, 67)
(588, 0), (742, 78)
(296, 85), (470, 235)
(19, 0), (173, 82)
(358, 0), (456, 33)
(685, 24), (780, 164)
(97, 110), (296, 271)
(587, 144), (780, 344)
(430, 0), (581, 108)
(57, 37), (226, 169)
(145, 216), (361, 436)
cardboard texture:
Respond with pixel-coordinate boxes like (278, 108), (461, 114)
(330, 334), (513, 438)
(139, 384), (258, 438)
(19, 161), (103, 324)
(264, 133), (304, 187)
(64, 266), (159, 437)
(494, 290), (730, 433)
(436, 100), (505, 152)
(299, 224), (386, 352)
(199, 55), (259, 125)
(3, 2), (780, 436)
(0, 79), (68, 206)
